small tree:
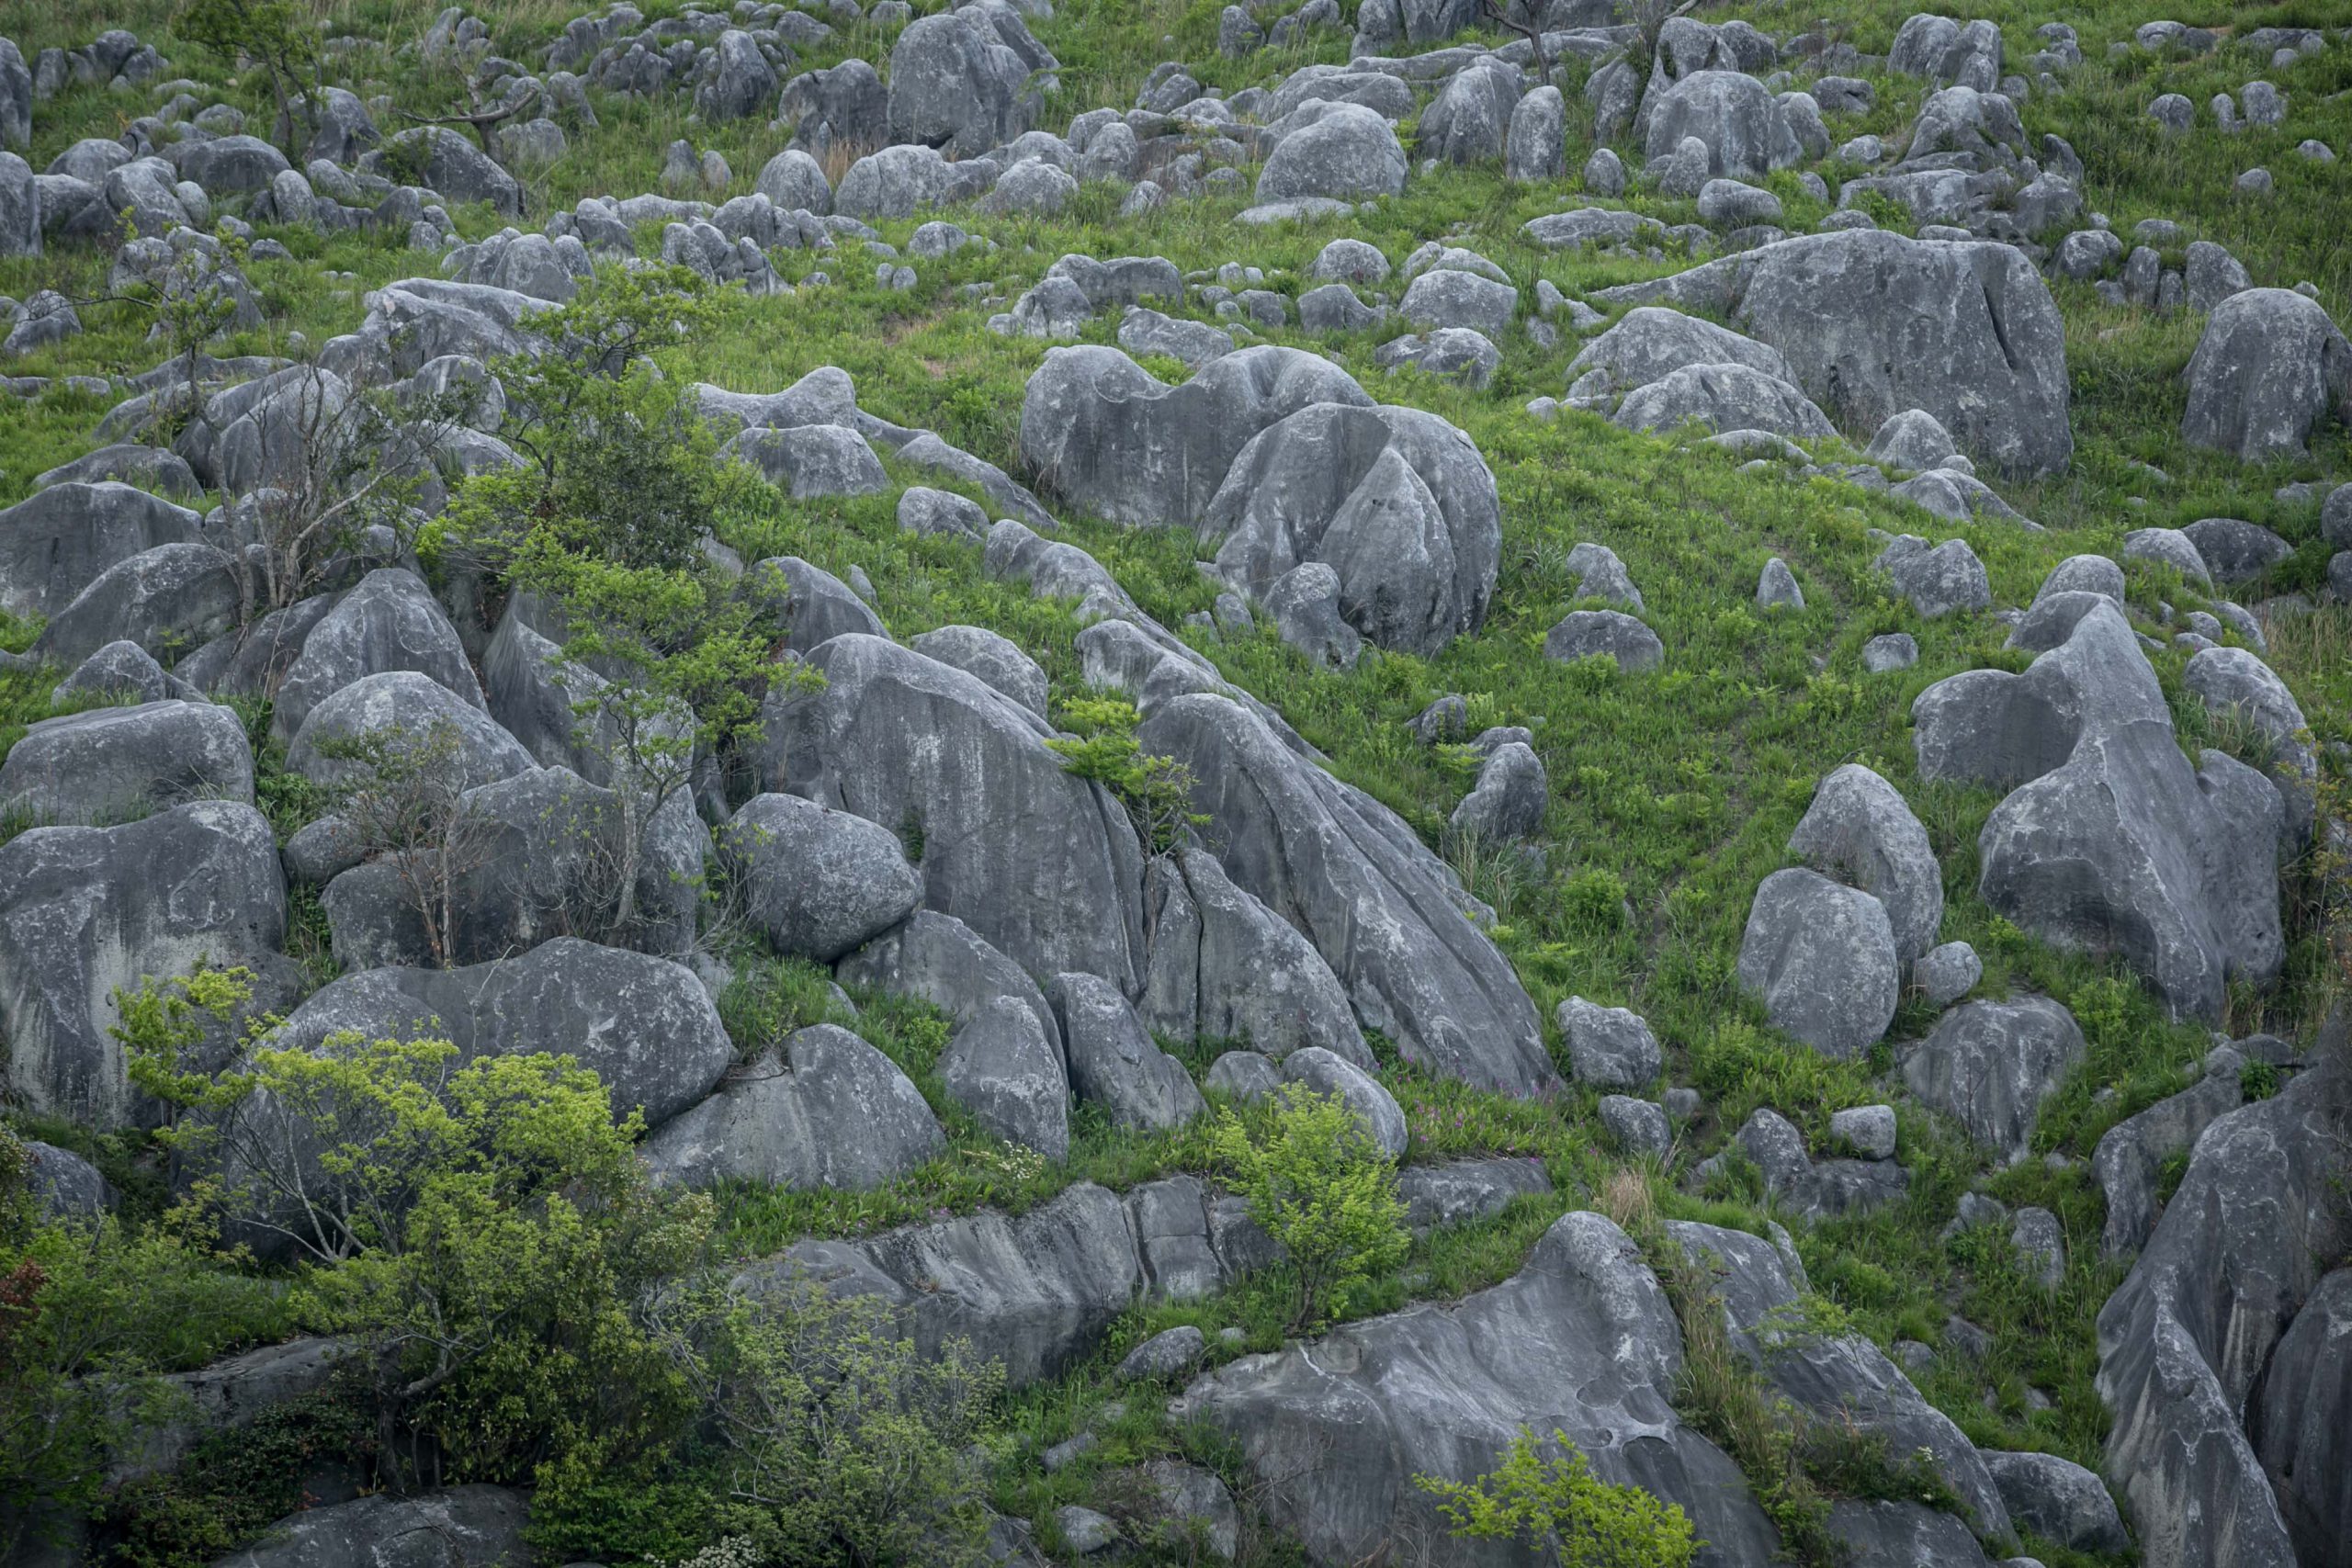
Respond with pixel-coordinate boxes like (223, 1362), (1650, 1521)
(500, 547), (801, 947)
(1046, 696), (1207, 856)
(650, 1274), (1002, 1568)
(431, 265), (810, 945)
(224, 355), (470, 618)
(445, 264), (732, 575)
(176, 0), (324, 160)
(1416, 1427), (1702, 1568)
(313, 720), (499, 969)
(1210, 1083), (1409, 1334)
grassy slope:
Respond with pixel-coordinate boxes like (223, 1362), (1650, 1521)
(5, 0), (2350, 1560)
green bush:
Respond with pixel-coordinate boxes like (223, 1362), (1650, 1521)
(1, 1123), (292, 1562)
(650, 1274), (1003, 1568)
(1416, 1427), (1701, 1568)
(1210, 1084), (1410, 1334)
(125, 971), (715, 1493)
(1044, 696), (1207, 856)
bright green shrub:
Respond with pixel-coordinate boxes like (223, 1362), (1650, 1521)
(1416, 1427), (1701, 1568)
(1211, 1083), (1409, 1333)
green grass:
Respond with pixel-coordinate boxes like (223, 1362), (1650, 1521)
(7, 0), (2351, 1560)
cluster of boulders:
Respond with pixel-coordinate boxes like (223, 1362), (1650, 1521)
(1174, 1205), (2140, 1566)
(6, 3), (2351, 1565)
(1018, 338), (1503, 666)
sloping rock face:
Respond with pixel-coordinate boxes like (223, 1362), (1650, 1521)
(0, 802), (287, 1128)
(745, 1177), (1250, 1387)
(1913, 601), (2280, 1021)
(1670, 1220), (2012, 1544)
(1200, 400), (1500, 657)
(2097, 1065), (2348, 1568)
(1139, 691), (1555, 1095)
(1018, 344), (1373, 529)
(1593, 229), (2072, 478)
(759, 633), (1148, 993)
(2090, 1045), (2246, 1258)
(1139, 849), (1371, 1066)
(1170, 1212), (1781, 1567)
(2249, 1265), (2352, 1565)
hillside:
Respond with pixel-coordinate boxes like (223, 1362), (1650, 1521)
(1, 0), (2348, 1565)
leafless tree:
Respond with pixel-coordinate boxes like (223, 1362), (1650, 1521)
(313, 721), (501, 969)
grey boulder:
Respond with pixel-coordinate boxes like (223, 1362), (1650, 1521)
(753, 1176), (1247, 1386)
(2097, 1065), (2346, 1568)
(0, 698), (251, 827)
(1141, 849), (1371, 1066)
(1418, 60), (1521, 165)
(1255, 102), (1407, 204)
(1543, 609), (1663, 671)
(1450, 740), (1546, 841)
(1594, 230), (2073, 478)
(1737, 867), (1899, 1057)
(1279, 1045), (1406, 1158)
(938, 996), (1069, 1159)
(725, 423), (889, 498)
(2248, 1266), (2352, 1566)
(1504, 85), (1565, 182)
(1673, 1220), (2011, 1540)
(886, 2), (1055, 156)
(1052, 972), (1204, 1131)
(1641, 70), (1803, 180)
(908, 624), (1046, 717)
(1397, 266), (1518, 335)
(1896, 996), (2085, 1162)
(207, 1486), (530, 1568)
(1914, 601), (2281, 1020)
(1555, 996), (1662, 1089)
(1612, 361), (1835, 439)
(1170, 1211), (1781, 1565)
(0, 802), (286, 1127)
(761, 634), (1146, 990)
(29, 542), (240, 667)
(1787, 763), (1942, 963)
(722, 792), (923, 963)
(364, 127), (519, 214)
(1202, 400), (1500, 658)
(286, 669), (531, 793)
(269, 567), (482, 741)
(277, 937), (730, 1129)
(1138, 692), (1555, 1095)
(1876, 535), (1991, 617)
(838, 908), (1060, 1057)
(642, 1023), (944, 1189)
(1983, 1450), (2130, 1555)
(1020, 343), (1372, 529)
(2179, 288), (2352, 462)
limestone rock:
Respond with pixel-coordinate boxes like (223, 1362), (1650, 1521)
(1737, 868), (1899, 1056)
(642, 1024), (944, 1190)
